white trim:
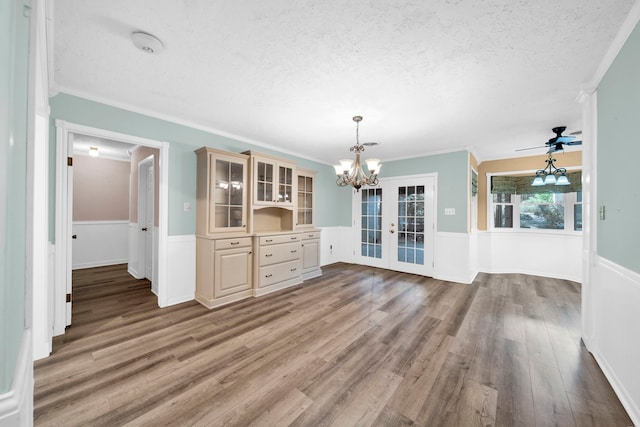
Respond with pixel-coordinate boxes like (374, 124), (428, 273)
(434, 231), (476, 284)
(0, 331), (33, 426)
(580, 0), (640, 96)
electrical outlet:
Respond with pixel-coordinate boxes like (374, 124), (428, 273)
(184, 202), (191, 212)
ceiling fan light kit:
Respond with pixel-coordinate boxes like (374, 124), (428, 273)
(334, 116), (382, 191)
(532, 152), (570, 187)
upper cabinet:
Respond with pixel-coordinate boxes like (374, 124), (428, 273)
(296, 168), (316, 228)
(195, 147), (249, 236)
(246, 152), (296, 209)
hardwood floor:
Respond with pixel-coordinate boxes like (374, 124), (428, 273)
(34, 263), (633, 426)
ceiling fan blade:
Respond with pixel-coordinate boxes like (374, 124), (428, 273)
(565, 140), (582, 146)
(515, 145), (547, 152)
(556, 135), (575, 143)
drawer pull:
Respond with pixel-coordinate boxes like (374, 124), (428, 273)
(290, 250), (297, 253)
(230, 241), (240, 245)
(266, 239), (273, 243)
(308, 234), (314, 237)
(290, 236), (298, 240)
(290, 268), (297, 272)
(265, 274), (273, 278)
(265, 253), (273, 257)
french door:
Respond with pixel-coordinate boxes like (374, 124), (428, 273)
(354, 175), (436, 276)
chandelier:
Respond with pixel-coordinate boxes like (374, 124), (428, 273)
(532, 152), (570, 186)
(333, 116), (382, 191)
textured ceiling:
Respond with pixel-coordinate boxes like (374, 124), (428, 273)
(52, 1), (635, 164)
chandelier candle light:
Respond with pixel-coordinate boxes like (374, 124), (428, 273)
(334, 116), (382, 191)
(532, 152), (570, 186)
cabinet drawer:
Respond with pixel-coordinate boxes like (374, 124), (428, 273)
(259, 233), (301, 246)
(259, 259), (301, 287)
(301, 231), (320, 240)
(215, 237), (252, 250)
(259, 242), (300, 266)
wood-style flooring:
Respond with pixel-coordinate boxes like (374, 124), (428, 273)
(34, 263), (633, 426)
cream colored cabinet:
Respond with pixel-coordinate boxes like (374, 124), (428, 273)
(301, 230), (322, 279)
(195, 147), (248, 236)
(246, 152), (295, 208)
(195, 237), (253, 308)
(254, 232), (302, 296)
(296, 169), (315, 227)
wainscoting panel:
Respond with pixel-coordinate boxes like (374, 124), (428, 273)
(319, 226), (354, 266)
(434, 232), (475, 284)
(166, 234), (196, 306)
(592, 257), (640, 426)
(71, 220), (128, 270)
(478, 231), (582, 282)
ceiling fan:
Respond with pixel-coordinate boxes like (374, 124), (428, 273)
(516, 126), (583, 153)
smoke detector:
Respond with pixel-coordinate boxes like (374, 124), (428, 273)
(131, 31), (164, 54)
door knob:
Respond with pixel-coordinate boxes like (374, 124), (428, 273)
(141, 227), (148, 231)
(71, 234), (77, 239)
(390, 230), (395, 234)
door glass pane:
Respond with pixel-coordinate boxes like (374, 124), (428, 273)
(361, 188), (382, 259)
(396, 185), (425, 265)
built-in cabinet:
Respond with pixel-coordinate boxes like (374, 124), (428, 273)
(195, 147), (321, 309)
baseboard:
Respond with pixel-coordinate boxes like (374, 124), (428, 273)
(73, 258), (128, 270)
(0, 330), (33, 427)
(478, 267), (581, 284)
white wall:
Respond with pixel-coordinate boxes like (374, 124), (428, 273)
(71, 221), (129, 269)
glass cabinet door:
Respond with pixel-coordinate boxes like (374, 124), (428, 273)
(255, 160), (274, 203)
(210, 155), (246, 232)
(278, 165), (293, 204)
(297, 172), (314, 226)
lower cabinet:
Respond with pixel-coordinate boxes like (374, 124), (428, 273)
(195, 236), (253, 309)
(254, 232), (302, 297)
(195, 231), (321, 309)
(301, 230), (322, 279)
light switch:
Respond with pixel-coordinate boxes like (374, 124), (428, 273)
(184, 202), (191, 212)
(444, 208), (456, 216)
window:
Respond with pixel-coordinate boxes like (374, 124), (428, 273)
(490, 173), (582, 232)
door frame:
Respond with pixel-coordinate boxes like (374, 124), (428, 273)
(54, 120), (169, 335)
(352, 173), (438, 276)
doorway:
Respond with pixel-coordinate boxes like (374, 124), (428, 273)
(354, 174), (436, 276)
(54, 120), (169, 335)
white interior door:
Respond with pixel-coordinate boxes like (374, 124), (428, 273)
(355, 174), (436, 276)
(144, 160), (154, 281)
(65, 133), (74, 326)
(138, 155), (154, 284)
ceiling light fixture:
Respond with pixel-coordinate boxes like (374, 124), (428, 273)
(131, 31), (164, 54)
(88, 146), (99, 157)
(333, 116), (382, 191)
(532, 152), (569, 186)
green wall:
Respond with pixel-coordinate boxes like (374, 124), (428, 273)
(597, 21), (640, 274)
(49, 93), (349, 236)
(1, 0), (30, 394)
(383, 151), (469, 232)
